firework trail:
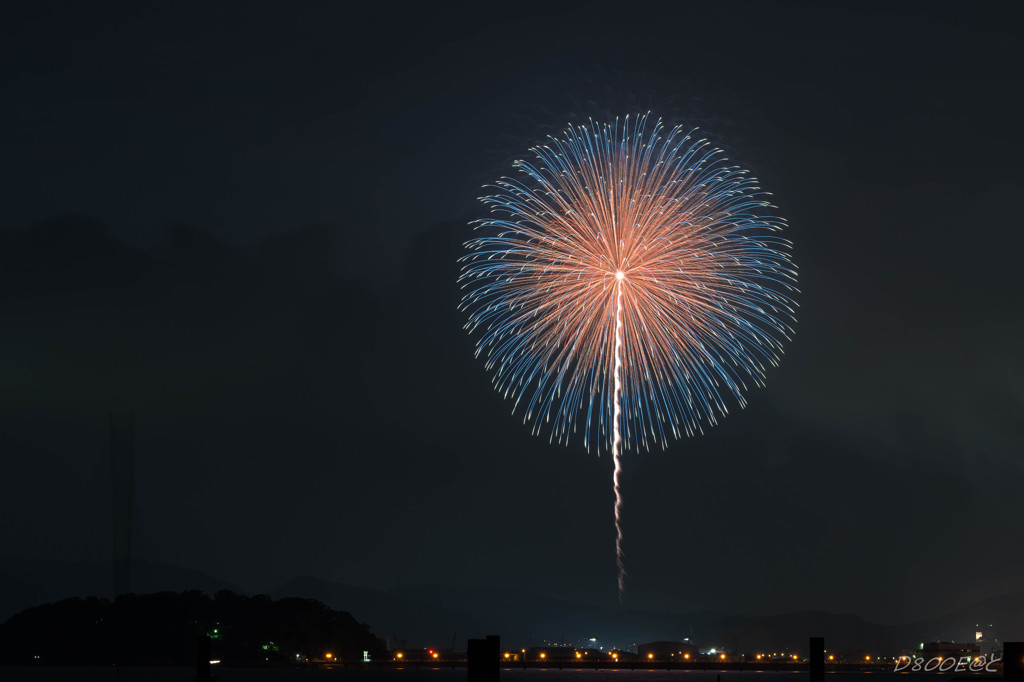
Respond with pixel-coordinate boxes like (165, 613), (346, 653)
(612, 271), (625, 595)
(459, 114), (797, 601)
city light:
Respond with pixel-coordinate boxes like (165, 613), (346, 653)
(649, 653), (654, 659)
(325, 653), (332, 659)
(540, 652), (546, 659)
(432, 653), (439, 659)
(396, 653), (403, 660)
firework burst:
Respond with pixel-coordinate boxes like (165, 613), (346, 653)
(459, 114), (797, 599)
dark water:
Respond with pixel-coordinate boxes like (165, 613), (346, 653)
(0, 668), (999, 682)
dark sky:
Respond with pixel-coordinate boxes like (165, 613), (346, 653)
(1, 1), (1021, 626)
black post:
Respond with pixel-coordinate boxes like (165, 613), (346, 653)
(810, 637), (824, 682)
(1005, 642), (1023, 682)
(468, 635), (500, 682)
(468, 638), (483, 679)
(487, 636), (500, 681)
(196, 635), (211, 681)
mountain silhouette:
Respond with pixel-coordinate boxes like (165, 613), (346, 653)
(4, 555), (1021, 653)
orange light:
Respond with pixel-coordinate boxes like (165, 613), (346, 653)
(396, 653), (403, 659)
(540, 653), (546, 659)
(432, 653), (439, 659)
(325, 653), (332, 659)
(684, 654), (690, 660)
(576, 653), (582, 659)
(612, 653), (618, 660)
(649, 653), (654, 659)
(504, 653), (510, 659)
(721, 654), (726, 660)
(829, 655), (834, 661)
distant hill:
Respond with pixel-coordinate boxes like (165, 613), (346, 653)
(0, 590), (385, 665)
(894, 589), (1024, 645)
(3, 555), (1020, 654)
(0, 554), (235, 624)
(272, 576), (486, 650)
(277, 580), (1024, 653)
(383, 583), (722, 648)
(285, 580), (880, 651)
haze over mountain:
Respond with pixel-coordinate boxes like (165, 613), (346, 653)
(0, 554), (236, 625)
(2, 555), (1019, 654)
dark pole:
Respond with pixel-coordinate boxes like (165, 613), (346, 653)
(810, 637), (824, 682)
(1005, 642), (1023, 682)
(468, 635), (500, 682)
(196, 635), (211, 681)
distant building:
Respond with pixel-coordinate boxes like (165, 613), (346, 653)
(637, 641), (700, 661)
(527, 646), (576, 662)
(608, 649), (636, 662)
(840, 649), (879, 664)
(921, 641), (981, 660)
(974, 624), (1001, 655)
(574, 648), (602, 661)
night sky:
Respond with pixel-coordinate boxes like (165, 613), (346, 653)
(1, 1), (1021, 627)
